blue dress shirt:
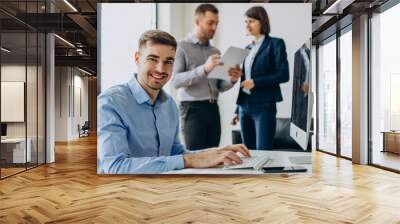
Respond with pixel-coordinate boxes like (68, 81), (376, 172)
(97, 76), (185, 174)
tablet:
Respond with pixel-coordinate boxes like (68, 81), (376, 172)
(208, 46), (249, 81)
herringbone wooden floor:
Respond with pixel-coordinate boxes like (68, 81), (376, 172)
(1, 135), (400, 224)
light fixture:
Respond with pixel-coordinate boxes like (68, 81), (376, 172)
(78, 67), (93, 76)
(1, 47), (11, 53)
(63, 0), (78, 12)
(54, 34), (75, 48)
(322, 0), (354, 15)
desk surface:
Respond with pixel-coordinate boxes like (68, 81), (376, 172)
(164, 150), (312, 175)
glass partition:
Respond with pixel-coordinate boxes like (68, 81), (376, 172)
(370, 3), (400, 171)
(339, 28), (352, 158)
(0, 1), (46, 179)
(317, 36), (337, 155)
(1, 31), (28, 178)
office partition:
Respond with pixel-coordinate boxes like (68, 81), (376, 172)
(0, 0), (47, 179)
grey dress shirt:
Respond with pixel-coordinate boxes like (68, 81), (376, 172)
(172, 33), (234, 102)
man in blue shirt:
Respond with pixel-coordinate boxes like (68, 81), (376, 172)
(98, 30), (250, 174)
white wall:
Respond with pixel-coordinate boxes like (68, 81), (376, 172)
(99, 3), (156, 92)
(55, 67), (68, 141)
(55, 67), (89, 141)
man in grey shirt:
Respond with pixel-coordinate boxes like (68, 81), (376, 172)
(172, 4), (242, 150)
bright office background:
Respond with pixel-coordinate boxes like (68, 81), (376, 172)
(316, 2), (400, 166)
(371, 3), (400, 165)
(98, 3), (311, 147)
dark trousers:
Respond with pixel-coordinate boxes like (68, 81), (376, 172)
(180, 101), (221, 151)
(238, 106), (277, 150)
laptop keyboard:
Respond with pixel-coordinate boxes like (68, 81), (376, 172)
(224, 154), (271, 170)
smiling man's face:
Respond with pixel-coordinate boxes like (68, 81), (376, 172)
(135, 41), (176, 91)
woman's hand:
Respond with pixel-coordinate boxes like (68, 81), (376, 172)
(228, 64), (242, 83)
(241, 79), (255, 90)
(231, 113), (239, 125)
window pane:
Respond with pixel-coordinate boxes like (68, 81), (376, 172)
(318, 37), (337, 154)
(371, 3), (400, 171)
(340, 29), (352, 158)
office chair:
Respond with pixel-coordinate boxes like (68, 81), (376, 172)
(79, 121), (90, 138)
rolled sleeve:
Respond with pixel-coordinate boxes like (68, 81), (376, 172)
(195, 64), (207, 77)
(165, 154), (185, 170)
(172, 46), (207, 89)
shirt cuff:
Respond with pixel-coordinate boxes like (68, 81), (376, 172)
(195, 65), (207, 78)
(166, 154), (185, 170)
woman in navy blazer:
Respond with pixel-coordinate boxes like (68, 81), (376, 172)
(231, 6), (289, 150)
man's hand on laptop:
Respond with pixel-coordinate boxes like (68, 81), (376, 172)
(183, 144), (251, 168)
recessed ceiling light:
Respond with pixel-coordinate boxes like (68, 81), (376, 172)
(78, 67), (92, 76)
(1, 47), (11, 53)
(63, 0), (78, 12)
(322, 0), (352, 15)
(54, 34), (75, 48)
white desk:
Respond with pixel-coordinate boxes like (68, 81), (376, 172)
(1, 138), (32, 163)
(164, 150), (312, 175)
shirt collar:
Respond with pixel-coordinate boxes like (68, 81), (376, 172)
(188, 32), (210, 46)
(128, 74), (168, 106)
(252, 35), (265, 46)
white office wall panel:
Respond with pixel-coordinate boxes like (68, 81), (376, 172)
(99, 3), (156, 92)
(1, 82), (25, 122)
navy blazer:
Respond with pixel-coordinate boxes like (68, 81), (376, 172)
(236, 35), (289, 111)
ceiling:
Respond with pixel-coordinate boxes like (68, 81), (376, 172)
(0, 0), (391, 76)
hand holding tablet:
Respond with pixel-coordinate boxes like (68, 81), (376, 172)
(208, 46), (249, 81)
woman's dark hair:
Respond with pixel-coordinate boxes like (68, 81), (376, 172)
(245, 6), (270, 35)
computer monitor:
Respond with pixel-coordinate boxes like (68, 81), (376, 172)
(1, 123), (7, 137)
(290, 41), (313, 150)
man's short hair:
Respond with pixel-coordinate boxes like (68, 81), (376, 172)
(138, 30), (177, 51)
(195, 3), (218, 16)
